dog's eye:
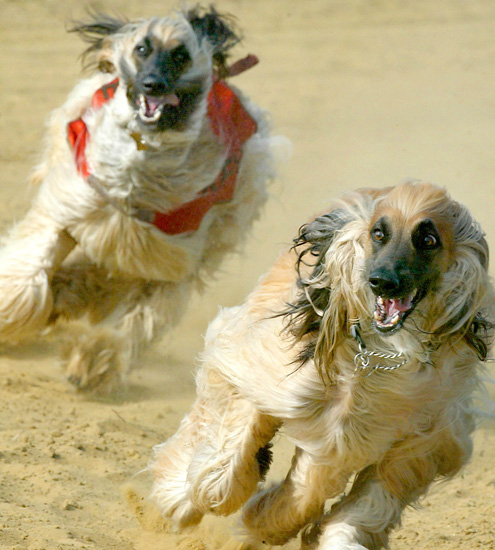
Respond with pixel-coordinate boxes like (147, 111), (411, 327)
(414, 220), (441, 250)
(135, 40), (152, 58)
(172, 46), (190, 64)
(371, 228), (385, 242)
(423, 234), (437, 248)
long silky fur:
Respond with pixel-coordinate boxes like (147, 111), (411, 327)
(149, 181), (495, 550)
(283, 191), (376, 380)
(186, 5), (241, 75)
(70, 13), (129, 48)
(283, 208), (354, 367)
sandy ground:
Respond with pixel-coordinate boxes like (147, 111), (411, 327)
(1, 0), (495, 549)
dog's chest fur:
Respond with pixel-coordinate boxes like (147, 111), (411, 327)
(85, 85), (224, 211)
(45, 75), (267, 281)
(207, 269), (477, 473)
(277, 345), (470, 471)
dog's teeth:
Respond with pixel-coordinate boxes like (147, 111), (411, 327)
(137, 94), (164, 123)
(391, 312), (400, 324)
(374, 310), (382, 321)
(138, 99), (147, 118)
(376, 296), (386, 314)
(148, 107), (163, 122)
(155, 107), (163, 120)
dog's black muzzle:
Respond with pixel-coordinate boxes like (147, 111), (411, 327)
(368, 265), (415, 299)
(139, 72), (175, 97)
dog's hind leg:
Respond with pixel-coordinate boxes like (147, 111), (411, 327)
(150, 370), (280, 529)
(0, 209), (75, 342)
(49, 253), (132, 325)
(241, 447), (350, 546)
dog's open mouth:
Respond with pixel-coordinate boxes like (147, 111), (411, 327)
(373, 291), (418, 333)
(137, 93), (180, 124)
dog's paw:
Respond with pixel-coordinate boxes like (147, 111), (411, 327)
(241, 489), (301, 546)
(301, 522), (369, 550)
(60, 326), (127, 392)
(150, 476), (204, 530)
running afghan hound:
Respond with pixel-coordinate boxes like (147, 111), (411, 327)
(0, 6), (283, 391)
(150, 180), (494, 549)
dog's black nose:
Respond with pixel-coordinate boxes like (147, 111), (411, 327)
(142, 74), (168, 95)
(369, 269), (401, 296)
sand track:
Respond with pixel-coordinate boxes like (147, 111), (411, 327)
(0, 1), (494, 549)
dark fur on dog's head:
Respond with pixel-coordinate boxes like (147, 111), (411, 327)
(185, 5), (241, 76)
(71, 6), (240, 76)
(367, 182), (492, 351)
(285, 209), (354, 366)
(284, 182), (494, 379)
(69, 12), (129, 72)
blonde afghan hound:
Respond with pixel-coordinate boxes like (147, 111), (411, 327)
(150, 180), (494, 549)
(0, 6), (282, 391)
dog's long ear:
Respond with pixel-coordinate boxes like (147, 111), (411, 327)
(186, 6), (241, 76)
(283, 206), (364, 379)
(431, 200), (494, 359)
(70, 13), (129, 73)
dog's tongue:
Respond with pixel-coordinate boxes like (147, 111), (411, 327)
(375, 292), (416, 328)
(384, 295), (413, 315)
(146, 94), (179, 115)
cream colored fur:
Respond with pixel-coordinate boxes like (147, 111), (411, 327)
(0, 9), (282, 391)
(150, 181), (494, 549)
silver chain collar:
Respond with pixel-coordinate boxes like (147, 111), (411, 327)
(351, 324), (408, 376)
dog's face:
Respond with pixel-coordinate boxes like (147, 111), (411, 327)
(122, 19), (206, 132)
(286, 181), (491, 371)
(286, 180), (492, 376)
(73, 7), (239, 132)
(366, 185), (457, 334)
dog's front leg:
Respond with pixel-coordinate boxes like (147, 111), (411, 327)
(0, 209), (75, 342)
(241, 447), (349, 546)
(149, 399), (209, 529)
(150, 368), (280, 529)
